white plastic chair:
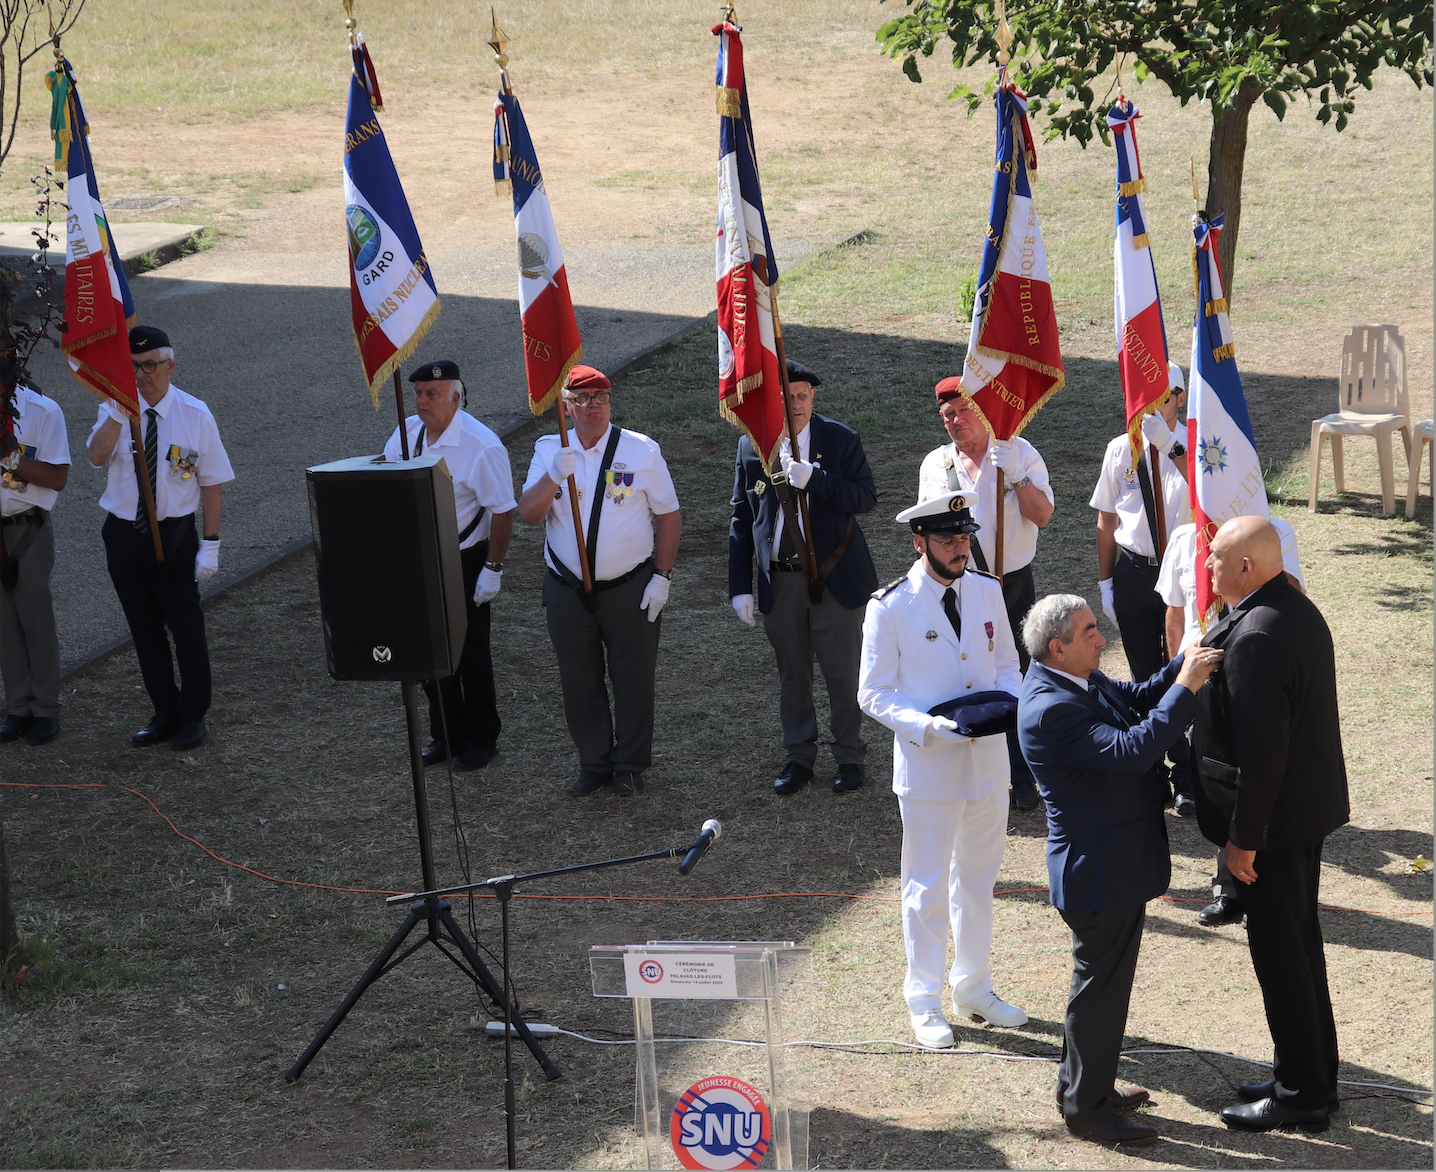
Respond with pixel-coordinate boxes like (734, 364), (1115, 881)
(1309, 324), (1411, 515)
(1407, 419), (1434, 518)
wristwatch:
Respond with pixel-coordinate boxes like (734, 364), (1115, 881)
(1168, 442), (1186, 460)
(655, 567), (674, 580)
(484, 560), (504, 572)
(1010, 476), (1033, 489)
(203, 534), (220, 541)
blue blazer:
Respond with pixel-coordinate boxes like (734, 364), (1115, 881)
(727, 415), (878, 613)
(1017, 659), (1200, 911)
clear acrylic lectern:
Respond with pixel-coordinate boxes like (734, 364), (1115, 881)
(590, 941), (812, 1170)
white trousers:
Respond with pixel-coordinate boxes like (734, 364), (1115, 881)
(898, 789), (1009, 1013)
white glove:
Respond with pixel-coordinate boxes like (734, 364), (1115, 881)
(102, 397), (128, 424)
(731, 593), (756, 626)
(195, 538), (220, 585)
(929, 716), (964, 744)
(474, 566), (502, 606)
(1099, 578), (1117, 625)
(639, 573), (670, 623)
(1140, 412), (1177, 456)
(991, 437), (1024, 480)
(547, 444), (577, 485)
(785, 459), (815, 489)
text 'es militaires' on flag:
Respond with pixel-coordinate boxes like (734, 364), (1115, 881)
(343, 46), (439, 408)
(713, 20), (785, 471)
(48, 57), (138, 417)
(1189, 214), (1269, 626)
(963, 78), (1064, 441)
(1108, 97), (1171, 459)
(494, 94), (582, 416)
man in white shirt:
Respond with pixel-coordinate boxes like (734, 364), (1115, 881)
(917, 378), (1054, 811)
(1157, 515), (1306, 926)
(518, 365), (681, 797)
(1089, 361), (1192, 811)
(86, 326), (235, 751)
(385, 360), (517, 771)
(1, 385), (72, 746)
(859, 490), (1028, 1046)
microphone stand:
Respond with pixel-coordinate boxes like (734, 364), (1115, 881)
(389, 839), (713, 1170)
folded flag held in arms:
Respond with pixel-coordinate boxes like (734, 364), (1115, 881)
(48, 55), (138, 417)
(712, 18), (786, 470)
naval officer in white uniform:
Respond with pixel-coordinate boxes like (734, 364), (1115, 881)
(859, 490), (1028, 1047)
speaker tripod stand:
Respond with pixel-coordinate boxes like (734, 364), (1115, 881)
(284, 679), (561, 1085)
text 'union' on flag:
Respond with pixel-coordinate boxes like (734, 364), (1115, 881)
(343, 54), (440, 407)
(713, 18), (785, 470)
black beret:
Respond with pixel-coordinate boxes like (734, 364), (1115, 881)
(129, 325), (171, 353)
(785, 358), (821, 388)
(409, 360), (461, 383)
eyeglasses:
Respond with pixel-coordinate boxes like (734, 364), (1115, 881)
(563, 391), (611, 407)
(926, 534), (971, 551)
(132, 359), (168, 375)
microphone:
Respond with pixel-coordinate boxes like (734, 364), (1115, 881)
(678, 819), (723, 876)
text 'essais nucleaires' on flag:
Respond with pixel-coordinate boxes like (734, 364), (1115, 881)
(356, 252), (431, 347)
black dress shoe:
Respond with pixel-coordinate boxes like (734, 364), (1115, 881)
(773, 761), (812, 794)
(1065, 1110), (1158, 1145)
(420, 740), (449, 767)
(454, 746), (495, 771)
(0, 714), (33, 742)
(172, 720), (208, 751)
(612, 771), (644, 797)
(1056, 1085), (1151, 1115)
(132, 712), (180, 747)
(833, 763), (864, 793)
(1011, 777), (1041, 810)
(1220, 1096), (1329, 1132)
(568, 770), (612, 796)
(1198, 895), (1245, 926)
(1239, 1080), (1339, 1113)
(26, 717), (58, 746)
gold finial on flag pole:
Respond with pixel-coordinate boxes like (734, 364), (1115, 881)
(720, 3), (737, 21)
(342, 0), (358, 47)
(489, 8), (513, 96)
(994, 0), (1013, 66)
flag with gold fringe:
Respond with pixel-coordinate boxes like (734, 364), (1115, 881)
(343, 43), (439, 408)
(47, 55), (138, 417)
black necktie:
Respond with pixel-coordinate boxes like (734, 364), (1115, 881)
(1092, 683), (1129, 729)
(942, 586), (961, 640)
(134, 408), (159, 531)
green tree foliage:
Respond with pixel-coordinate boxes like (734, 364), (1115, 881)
(877, 1), (1433, 294)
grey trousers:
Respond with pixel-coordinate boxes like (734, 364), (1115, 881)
(1056, 903), (1146, 1120)
(1, 513), (61, 719)
(761, 571), (866, 769)
(543, 568), (661, 776)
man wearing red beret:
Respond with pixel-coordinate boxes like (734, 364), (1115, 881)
(919, 379), (1054, 811)
(518, 365), (681, 797)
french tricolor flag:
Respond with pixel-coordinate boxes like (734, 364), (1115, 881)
(1108, 97), (1171, 458)
(1189, 214), (1269, 625)
(712, 19), (785, 468)
(963, 80), (1064, 440)
(495, 93), (583, 416)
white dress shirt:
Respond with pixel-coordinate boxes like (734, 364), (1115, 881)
(771, 423), (811, 559)
(90, 386), (234, 522)
(1157, 519), (1305, 650)
(1088, 433), (1191, 560)
(523, 425), (679, 582)
(385, 411), (517, 549)
(2, 386), (70, 515)
(917, 437), (1052, 573)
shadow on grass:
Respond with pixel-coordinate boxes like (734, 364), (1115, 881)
(809, 1105), (1010, 1169)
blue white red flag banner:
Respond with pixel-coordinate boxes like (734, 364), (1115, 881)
(343, 65), (439, 408)
(494, 93), (583, 416)
(962, 78), (1064, 440)
(1189, 214), (1268, 626)
(351, 32), (383, 112)
(1108, 97), (1171, 459)
(713, 19), (785, 469)
(47, 58), (139, 417)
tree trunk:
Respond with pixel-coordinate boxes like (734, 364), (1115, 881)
(1204, 82), (1263, 302)
(0, 819), (21, 974)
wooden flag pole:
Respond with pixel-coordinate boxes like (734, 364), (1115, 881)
(769, 285), (820, 586)
(130, 413), (165, 562)
(993, 466), (1005, 581)
(393, 368), (410, 460)
(989, 0), (1012, 585)
(554, 394), (595, 595)
(1150, 442), (1168, 556)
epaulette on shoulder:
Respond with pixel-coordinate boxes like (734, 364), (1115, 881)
(966, 568), (999, 582)
(872, 576), (907, 601)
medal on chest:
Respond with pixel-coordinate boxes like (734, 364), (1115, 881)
(1123, 466), (1136, 485)
(985, 620), (994, 652)
(604, 470), (634, 505)
(1, 444), (36, 491)
(167, 445), (199, 481)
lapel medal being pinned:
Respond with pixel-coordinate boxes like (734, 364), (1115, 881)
(985, 620), (994, 652)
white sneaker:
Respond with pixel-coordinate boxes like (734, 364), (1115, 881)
(953, 990), (1029, 1028)
(909, 1009), (954, 1048)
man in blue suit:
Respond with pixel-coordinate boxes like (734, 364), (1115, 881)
(728, 359), (878, 794)
(1017, 593), (1222, 1146)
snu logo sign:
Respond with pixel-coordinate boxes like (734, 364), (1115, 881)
(670, 1075), (771, 1170)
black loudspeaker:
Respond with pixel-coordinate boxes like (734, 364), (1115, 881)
(306, 454), (467, 681)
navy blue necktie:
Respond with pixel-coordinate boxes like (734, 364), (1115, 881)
(1093, 683), (1129, 729)
(134, 408), (158, 532)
